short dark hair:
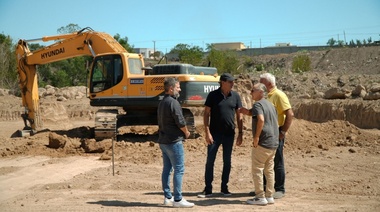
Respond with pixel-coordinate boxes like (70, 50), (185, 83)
(164, 77), (179, 92)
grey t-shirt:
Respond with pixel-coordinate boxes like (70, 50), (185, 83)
(252, 99), (279, 149)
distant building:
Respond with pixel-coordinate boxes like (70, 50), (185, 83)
(211, 42), (247, 51)
(275, 43), (293, 47)
(133, 48), (154, 59)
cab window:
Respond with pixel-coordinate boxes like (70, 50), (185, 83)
(90, 55), (123, 93)
(128, 58), (143, 74)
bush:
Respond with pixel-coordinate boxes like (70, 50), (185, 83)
(292, 55), (311, 73)
(255, 64), (264, 72)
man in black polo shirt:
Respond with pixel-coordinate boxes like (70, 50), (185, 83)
(198, 73), (243, 198)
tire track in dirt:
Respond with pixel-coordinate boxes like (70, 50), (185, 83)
(0, 156), (110, 202)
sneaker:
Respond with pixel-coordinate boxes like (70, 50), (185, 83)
(266, 197), (275, 204)
(248, 191), (256, 196)
(163, 197), (174, 206)
(246, 197), (268, 205)
(273, 191), (285, 199)
(173, 198), (195, 208)
(221, 189), (232, 196)
(197, 190), (212, 198)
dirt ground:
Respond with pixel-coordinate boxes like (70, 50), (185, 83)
(0, 46), (380, 211)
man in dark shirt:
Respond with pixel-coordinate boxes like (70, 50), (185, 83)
(157, 77), (194, 208)
(198, 73), (243, 198)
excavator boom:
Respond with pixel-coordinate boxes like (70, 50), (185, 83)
(15, 28), (140, 135)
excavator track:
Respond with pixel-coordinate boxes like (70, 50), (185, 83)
(93, 108), (196, 141)
(183, 108), (196, 138)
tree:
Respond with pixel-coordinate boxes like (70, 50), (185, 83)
(205, 43), (214, 51)
(356, 39), (362, 46)
(181, 46), (204, 65)
(114, 33), (134, 52)
(0, 33), (17, 91)
(35, 24), (88, 88)
(57, 23), (81, 34)
(50, 69), (70, 87)
(170, 44), (204, 65)
(337, 40), (345, 47)
(206, 47), (239, 75)
(327, 38), (336, 46)
(367, 37), (372, 44)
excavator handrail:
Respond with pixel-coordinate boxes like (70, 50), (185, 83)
(24, 27), (94, 43)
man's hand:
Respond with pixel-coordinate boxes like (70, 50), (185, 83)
(236, 133), (243, 146)
(205, 131), (214, 145)
(253, 137), (259, 148)
(239, 107), (251, 116)
(185, 131), (191, 139)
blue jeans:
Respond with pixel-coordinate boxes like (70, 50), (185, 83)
(204, 133), (234, 192)
(159, 141), (185, 201)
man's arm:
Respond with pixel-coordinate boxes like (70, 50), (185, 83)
(203, 106), (213, 144)
(280, 108), (294, 136)
(236, 108), (243, 146)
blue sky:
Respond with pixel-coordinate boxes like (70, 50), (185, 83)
(1, 0), (379, 53)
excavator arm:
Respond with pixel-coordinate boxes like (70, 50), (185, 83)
(15, 28), (129, 135)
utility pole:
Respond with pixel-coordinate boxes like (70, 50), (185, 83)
(153, 40), (156, 60)
(344, 31), (346, 44)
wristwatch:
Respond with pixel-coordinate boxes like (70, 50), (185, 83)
(280, 130), (286, 135)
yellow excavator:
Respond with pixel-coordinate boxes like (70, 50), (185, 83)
(16, 27), (220, 139)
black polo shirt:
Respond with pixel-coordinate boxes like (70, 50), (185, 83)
(205, 88), (242, 135)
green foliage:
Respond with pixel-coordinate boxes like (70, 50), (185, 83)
(367, 37), (372, 43)
(57, 23), (81, 34)
(170, 44), (204, 65)
(327, 38), (336, 46)
(255, 64), (264, 72)
(114, 33), (134, 52)
(40, 57), (88, 87)
(206, 48), (239, 75)
(0, 33), (18, 91)
(292, 54), (311, 73)
(337, 40), (345, 46)
(28, 43), (44, 51)
(50, 70), (70, 87)
(242, 55), (254, 67)
(267, 68), (282, 76)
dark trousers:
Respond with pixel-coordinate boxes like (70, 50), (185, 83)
(264, 129), (286, 193)
(204, 133), (234, 192)
(274, 138), (285, 192)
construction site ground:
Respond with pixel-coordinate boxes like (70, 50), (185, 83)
(0, 46), (379, 211)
